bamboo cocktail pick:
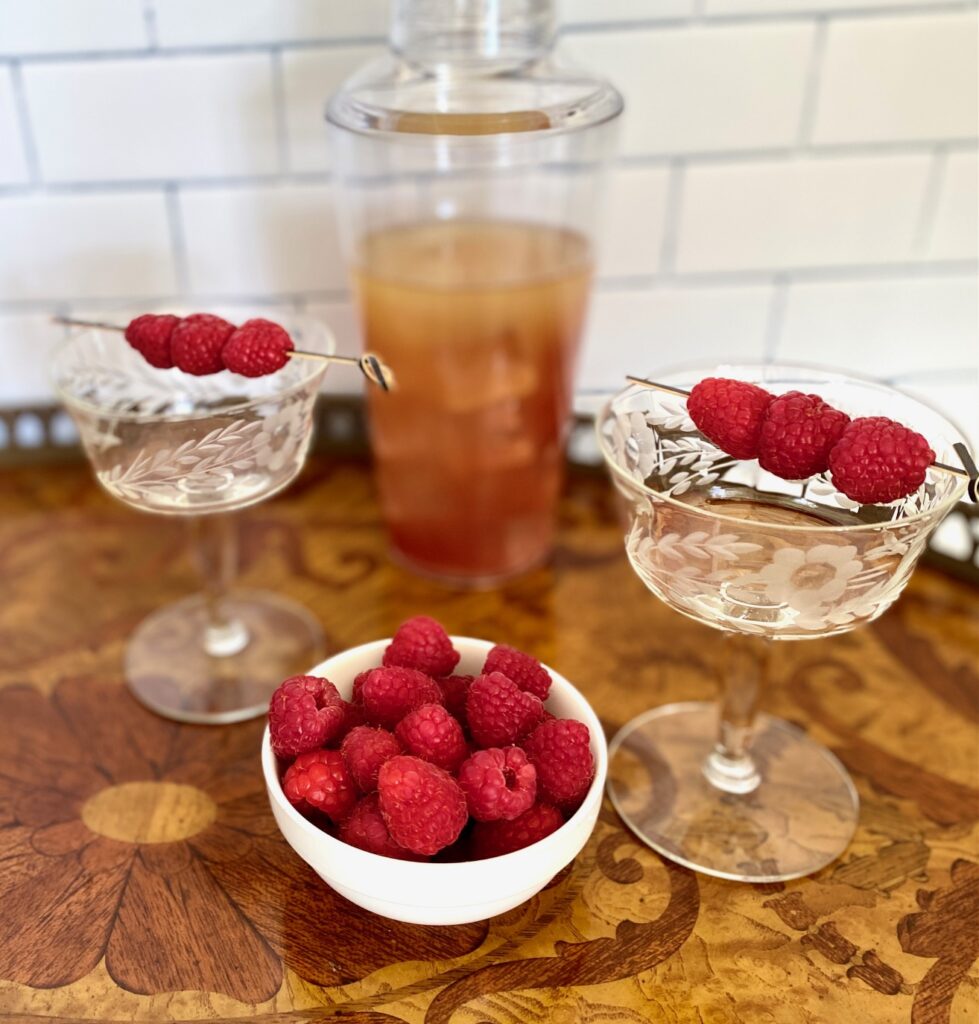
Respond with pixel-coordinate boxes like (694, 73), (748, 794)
(53, 316), (396, 392)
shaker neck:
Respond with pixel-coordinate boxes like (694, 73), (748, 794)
(390, 0), (557, 67)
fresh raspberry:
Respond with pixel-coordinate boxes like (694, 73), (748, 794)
(482, 644), (551, 701)
(829, 416), (935, 504)
(281, 749), (358, 822)
(377, 755), (468, 855)
(437, 674), (473, 721)
(170, 313), (235, 375)
(341, 725), (402, 792)
(336, 699), (368, 739)
(361, 666), (443, 729)
(124, 313), (179, 369)
(466, 672), (543, 749)
(688, 377), (774, 459)
(268, 675), (345, 757)
(222, 318), (294, 377)
(470, 803), (564, 859)
(523, 719), (595, 811)
(395, 703), (468, 773)
(458, 746), (537, 822)
(351, 671), (371, 704)
(383, 616), (460, 677)
(339, 794), (424, 860)
(757, 391), (850, 480)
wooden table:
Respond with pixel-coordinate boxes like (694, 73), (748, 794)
(1, 456), (977, 1024)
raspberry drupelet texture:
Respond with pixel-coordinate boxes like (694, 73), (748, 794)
(470, 803), (564, 858)
(351, 670), (371, 704)
(222, 318), (294, 377)
(377, 755), (468, 855)
(757, 391), (850, 480)
(169, 313), (235, 376)
(687, 377), (774, 459)
(361, 666), (443, 729)
(341, 725), (402, 792)
(339, 794), (424, 860)
(268, 675), (345, 758)
(457, 746), (537, 822)
(829, 416), (936, 505)
(336, 699), (368, 739)
(124, 314), (179, 369)
(466, 672), (543, 749)
(395, 703), (469, 773)
(383, 615), (460, 677)
(436, 674), (473, 721)
(281, 749), (358, 822)
(523, 718), (595, 811)
(482, 644), (551, 701)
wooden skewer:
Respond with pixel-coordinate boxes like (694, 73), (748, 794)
(625, 374), (978, 500)
(53, 316), (395, 392)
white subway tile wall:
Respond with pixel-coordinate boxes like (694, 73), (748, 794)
(0, 0), (975, 451)
(562, 23), (815, 156)
(812, 12), (978, 144)
(23, 54), (280, 182)
(0, 0), (148, 56)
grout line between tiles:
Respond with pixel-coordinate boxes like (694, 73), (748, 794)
(269, 49), (290, 174)
(163, 184), (190, 292)
(912, 147), (949, 256)
(7, 61), (41, 183)
(657, 161), (686, 274)
(796, 17), (828, 149)
(142, 0), (159, 50)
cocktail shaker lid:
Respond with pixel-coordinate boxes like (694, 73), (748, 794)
(327, 0), (623, 138)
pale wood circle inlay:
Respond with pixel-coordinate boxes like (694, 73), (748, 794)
(81, 781), (217, 844)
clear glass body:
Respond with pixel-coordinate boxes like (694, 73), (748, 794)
(598, 364), (969, 881)
(328, 0), (622, 586)
(52, 317), (334, 723)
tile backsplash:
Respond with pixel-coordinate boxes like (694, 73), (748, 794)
(0, 0), (976, 446)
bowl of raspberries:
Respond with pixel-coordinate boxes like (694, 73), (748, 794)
(261, 616), (606, 925)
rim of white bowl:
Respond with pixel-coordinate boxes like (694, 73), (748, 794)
(262, 636), (609, 872)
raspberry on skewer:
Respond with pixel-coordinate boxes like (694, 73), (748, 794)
(53, 314), (396, 390)
(624, 374), (971, 505)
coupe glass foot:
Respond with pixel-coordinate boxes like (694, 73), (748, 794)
(607, 702), (859, 882)
(125, 589), (325, 724)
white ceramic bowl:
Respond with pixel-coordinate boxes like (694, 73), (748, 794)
(262, 636), (608, 925)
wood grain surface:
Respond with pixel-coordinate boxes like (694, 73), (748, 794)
(0, 456), (977, 1024)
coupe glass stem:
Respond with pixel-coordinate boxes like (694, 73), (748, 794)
(190, 515), (250, 658)
(702, 634), (766, 795)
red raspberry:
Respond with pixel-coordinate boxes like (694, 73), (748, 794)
(383, 616), (460, 677)
(361, 666), (443, 729)
(466, 672), (543, 748)
(482, 644), (551, 701)
(341, 725), (402, 792)
(377, 755), (468, 855)
(523, 719), (595, 811)
(829, 416), (935, 505)
(757, 391), (850, 480)
(351, 671), (370, 704)
(124, 313), (179, 368)
(222, 318), (294, 377)
(170, 313), (235, 375)
(268, 675), (345, 758)
(281, 749), (358, 822)
(395, 703), (468, 773)
(470, 803), (564, 859)
(688, 377), (774, 459)
(437, 674), (473, 721)
(458, 746), (537, 822)
(339, 794), (425, 860)
(336, 699), (368, 739)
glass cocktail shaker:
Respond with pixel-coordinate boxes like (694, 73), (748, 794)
(328, 0), (622, 586)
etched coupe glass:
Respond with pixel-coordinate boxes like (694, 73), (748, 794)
(53, 316), (334, 724)
(598, 364), (969, 882)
